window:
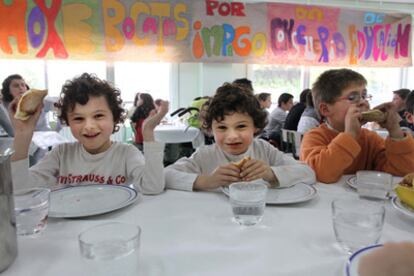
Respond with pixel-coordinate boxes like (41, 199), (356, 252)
(0, 59), (45, 89)
(114, 62), (171, 105)
(405, 66), (414, 91)
(46, 60), (106, 97)
(250, 64), (303, 111)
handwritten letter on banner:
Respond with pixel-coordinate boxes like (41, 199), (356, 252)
(0, 0), (411, 66)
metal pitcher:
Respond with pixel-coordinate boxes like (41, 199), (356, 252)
(0, 138), (17, 272)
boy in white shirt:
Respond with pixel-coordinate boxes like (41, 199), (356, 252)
(165, 83), (315, 191)
(9, 73), (168, 194)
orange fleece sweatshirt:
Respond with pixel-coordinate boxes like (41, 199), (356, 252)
(300, 123), (414, 183)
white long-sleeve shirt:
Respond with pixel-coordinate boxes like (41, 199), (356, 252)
(165, 138), (316, 191)
(11, 141), (165, 195)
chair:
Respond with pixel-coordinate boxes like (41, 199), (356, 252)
(281, 129), (303, 159)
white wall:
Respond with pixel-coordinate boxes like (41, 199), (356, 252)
(175, 63), (248, 109)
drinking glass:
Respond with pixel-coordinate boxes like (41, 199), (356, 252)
(14, 187), (50, 236)
(332, 198), (385, 254)
(229, 182), (267, 226)
(79, 222), (141, 276)
(356, 171), (392, 200)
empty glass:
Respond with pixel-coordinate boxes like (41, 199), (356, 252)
(79, 222), (141, 276)
(14, 187), (50, 236)
(356, 171), (392, 200)
(332, 198), (385, 254)
(229, 182), (267, 226)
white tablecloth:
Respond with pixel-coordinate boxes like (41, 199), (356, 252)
(32, 131), (68, 149)
(155, 124), (205, 148)
(4, 176), (414, 276)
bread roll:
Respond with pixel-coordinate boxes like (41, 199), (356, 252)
(233, 156), (251, 169)
(14, 89), (48, 120)
(361, 109), (386, 123)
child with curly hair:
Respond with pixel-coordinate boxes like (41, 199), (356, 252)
(10, 73), (168, 194)
(165, 83), (315, 191)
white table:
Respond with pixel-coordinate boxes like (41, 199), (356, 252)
(4, 176), (414, 276)
(32, 131), (68, 149)
(155, 124), (205, 148)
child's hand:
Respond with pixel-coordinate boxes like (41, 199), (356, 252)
(142, 100), (169, 141)
(8, 96), (42, 135)
(344, 104), (363, 139)
(239, 158), (276, 183)
(194, 164), (241, 190)
(8, 96), (43, 162)
(374, 102), (404, 139)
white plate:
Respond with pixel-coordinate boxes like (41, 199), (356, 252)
(221, 182), (317, 205)
(344, 244), (383, 276)
(391, 196), (414, 219)
(49, 184), (139, 218)
(346, 176), (357, 189)
(346, 175), (402, 191)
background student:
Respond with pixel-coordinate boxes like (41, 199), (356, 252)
(392, 88), (411, 127)
(261, 92), (294, 148)
(284, 88), (310, 131)
(130, 92), (156, 151)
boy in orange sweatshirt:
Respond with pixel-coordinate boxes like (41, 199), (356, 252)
(300, 68), (414, 183)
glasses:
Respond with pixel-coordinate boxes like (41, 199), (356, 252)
(336, 91), (373, 103)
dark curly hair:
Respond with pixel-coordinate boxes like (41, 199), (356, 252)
(130, 93), (155, 122)
(203, 83), (267, 135)
(56, 73), (126, 133)
(1, 74), (29, 103)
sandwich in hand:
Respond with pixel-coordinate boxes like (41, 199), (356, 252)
(232, 156), (251, 169)
(14, 89), (48, 120)
(361, 109), (386, 123)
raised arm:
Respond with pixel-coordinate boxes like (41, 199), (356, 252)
(9, 97), (43, 161)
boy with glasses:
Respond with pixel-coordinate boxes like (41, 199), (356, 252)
(300, 68), (414, 183)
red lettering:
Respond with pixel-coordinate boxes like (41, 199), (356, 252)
(34, 0), (68, 58)
(206, 0), (219, 16)
(206, 0), (245, 17)
(218, 2), (230, 16)
(231, 3), (245, 16)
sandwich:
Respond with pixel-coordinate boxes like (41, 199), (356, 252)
(14, 89), (48, 120)
(233, 156), (251, 169)
(361, 109), (386, 123)
(395, 173), (414, 209)
(399, 173), (414, 188)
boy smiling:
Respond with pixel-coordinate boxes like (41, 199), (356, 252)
(10, 73), (168, 194)
(165, 83), (315, 191)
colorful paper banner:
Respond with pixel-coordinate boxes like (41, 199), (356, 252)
(0, 0), (411, 66)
